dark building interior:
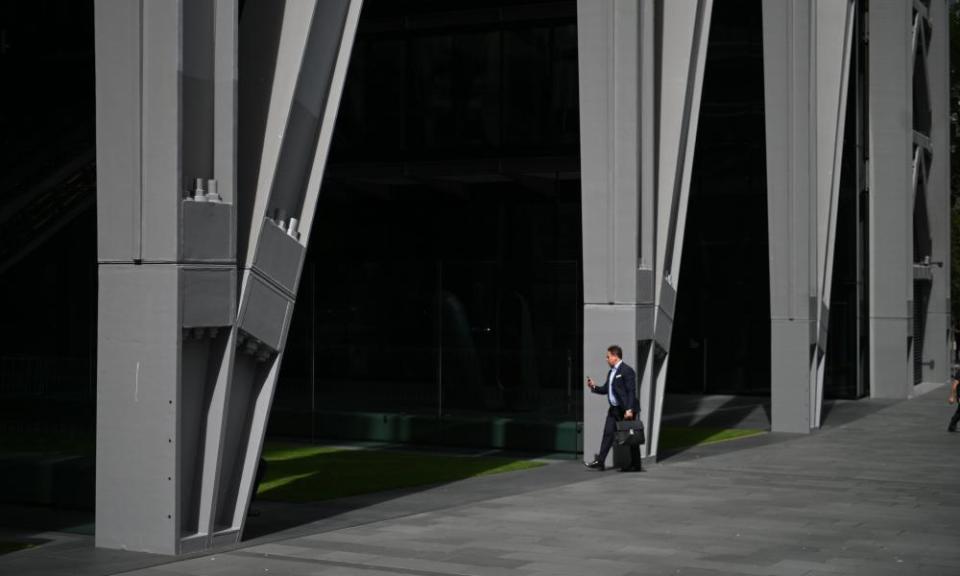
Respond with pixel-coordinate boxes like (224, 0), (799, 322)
(668, 0), (770, 396)
(0, 0), (871, 465)
(268, 0), (584, 450)
(0, 1), (98, 455)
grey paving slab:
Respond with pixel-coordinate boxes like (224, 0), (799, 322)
(2, 389), (959, 576)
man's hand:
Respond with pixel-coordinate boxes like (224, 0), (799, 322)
(624, 409), (634, 420)
(950, 394), (957, 405)
(586, 377), (596, 390)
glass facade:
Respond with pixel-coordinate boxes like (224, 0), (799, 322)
(825, 1), (870, 400)
(669, 0), (869, 400)
(668, 0), (771, 396)
(267, 0), (584, 452)
(0, 0), (97, 450)
(0, 0), (880, 459)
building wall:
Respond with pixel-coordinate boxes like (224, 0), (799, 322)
(88, 0), (951, 554)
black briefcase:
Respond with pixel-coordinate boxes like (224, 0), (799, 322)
(615, 419), (645, 446)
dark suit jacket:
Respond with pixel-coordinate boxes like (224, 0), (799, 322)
(591, 362), (641, 414)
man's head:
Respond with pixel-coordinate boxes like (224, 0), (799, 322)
(606, 345), (622, 367)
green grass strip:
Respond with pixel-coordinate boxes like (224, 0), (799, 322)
(257, 443), (545, 503)
(659, 427), (765, 451)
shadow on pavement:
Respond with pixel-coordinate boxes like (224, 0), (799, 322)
(243, 443), (564, 540)
(820, 397), (898, 427)
(656, 394), (770, 461)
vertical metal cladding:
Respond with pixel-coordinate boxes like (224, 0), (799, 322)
(866, 1), (949, 399)
(579, 0), (951, 450)
(761, 0), (856, 432)
(93, 0), (952, 549)
(577, 0), (713, 460)
(94, 0), (363, 554)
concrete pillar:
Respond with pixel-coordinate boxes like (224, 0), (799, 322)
(762, 0), (855, 432)
(915, 0), (951, 391)
(762, 0), (814, 433)
(577, 0), (645, 466)
(95, 0), (238, 554)
(648, 0), (713, 455)
(868, 1), (913, 399)
(578, 0), (712, 460)
(94, 0), (362, 554)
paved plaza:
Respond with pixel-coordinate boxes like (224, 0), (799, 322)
(2, 387), (958, 576)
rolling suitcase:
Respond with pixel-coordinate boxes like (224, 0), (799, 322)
(612, 442), (633, 469)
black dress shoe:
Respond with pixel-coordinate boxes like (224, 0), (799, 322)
(949, 425), (957, 432)
(584, 459), (605, 471)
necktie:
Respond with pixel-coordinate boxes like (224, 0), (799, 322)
(608, 368), (617, 406)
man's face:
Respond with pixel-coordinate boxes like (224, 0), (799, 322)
(606, 351), (619, 367)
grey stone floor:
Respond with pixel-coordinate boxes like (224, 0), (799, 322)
(2, 387), (958, 576)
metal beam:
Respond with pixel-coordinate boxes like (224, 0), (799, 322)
(761, 0), (855, 432)
(578, 0), (712, 460)
(648, 0), (714, 456)
(867, 0), (914, 398)
(94, 0), (362, 554)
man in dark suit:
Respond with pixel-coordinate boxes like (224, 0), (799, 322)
(585, 345), (642, 472)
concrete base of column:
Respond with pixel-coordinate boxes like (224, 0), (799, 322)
(869, 317), (910, 399)
(583, 304), (638, 467)
(96, 264), (181, 554)
(771, 318), (812, 434)
(920, 310), (950, 386)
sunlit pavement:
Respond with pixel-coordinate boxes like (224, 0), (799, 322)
(2, 386), (958, 576)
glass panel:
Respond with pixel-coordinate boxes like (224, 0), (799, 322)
(271, 1), (582, 453)
(669, 0), (770, 396)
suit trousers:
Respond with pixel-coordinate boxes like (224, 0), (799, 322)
(598, 406), (641, 468)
